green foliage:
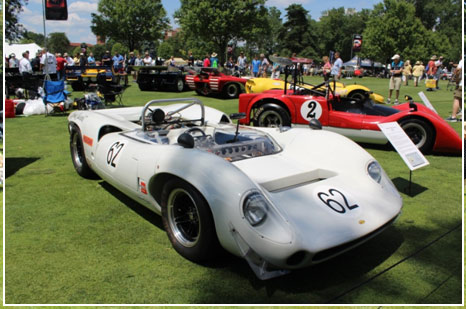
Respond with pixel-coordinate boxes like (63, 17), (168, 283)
(91, 0), (169, 51)
(111, 42), (127, 56)
(21, 30), (46, 46)
(279, 4), (314, 56)
(91, 44), (108, 61)
(6, 0), (27, 42)
(175, 0), (268, 64)
(47, 32), (70, 54)
(71, 46), (81, 58)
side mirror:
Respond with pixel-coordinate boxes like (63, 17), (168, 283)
(229, 112), (246, 120)
(177, 133), (195, 149)
(309, 119), (322, 130)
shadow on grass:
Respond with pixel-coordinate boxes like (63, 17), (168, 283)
(5, 157), (40, 178)
(392, 177), (428, 197)
(98, 181), (163, 229)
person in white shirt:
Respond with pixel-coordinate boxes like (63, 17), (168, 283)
(445, 59), (463, 122)
(143, 52), (152, 66)
(19, 52), (33, 75)
(63, 52), (74, 66)
(330, 52), (343, 80)
(9, 53), (19, 68)
(40, 48), (57, 75)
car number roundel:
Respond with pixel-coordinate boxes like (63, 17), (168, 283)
(300, 100), (322, 121)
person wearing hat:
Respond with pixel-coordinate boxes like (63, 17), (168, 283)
(427, 55), (437, 79)
(9, 53), (19, 68)
(445, 59), (463, 122)
(387, 54), (404, 104)
(402, 60), (412, 86)
(434, 56), (444, 89)
(412, 61), (425, 87)
(210, 52), (219, 68)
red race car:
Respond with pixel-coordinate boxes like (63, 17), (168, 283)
(185, 67), (248, 99)
(238, 57), (461, 155)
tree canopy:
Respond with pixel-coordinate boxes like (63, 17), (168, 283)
(91, 0), (169, 51)
(6, 0), (27, 42)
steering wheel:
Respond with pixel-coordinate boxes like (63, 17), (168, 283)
(184, 127), (206, 137)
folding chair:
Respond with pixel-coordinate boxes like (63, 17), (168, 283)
(43, 79), (67, 116)
(97, 73), (124, 106)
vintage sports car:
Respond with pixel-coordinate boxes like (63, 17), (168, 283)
(185, 67), (248, 98)
(69, 98), (402, 279)
(239, 58), (461, 154)
(245, 56), (384, 103)
(65, 66), (122, 91)
(136, 65), (187, 92)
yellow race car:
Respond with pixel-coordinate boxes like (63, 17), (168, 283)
(245, 78), (385, 104)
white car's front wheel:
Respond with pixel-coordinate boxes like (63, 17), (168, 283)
(69, 125), (96, 178)
(161, 178), (220, 262)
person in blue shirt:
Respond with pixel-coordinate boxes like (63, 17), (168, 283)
(87, 52), (96, 66)
(251, 55), (261, 77)
(387, 54), (404, 104)
(112, 52), (124, 73)
(210, 52), (219, 68)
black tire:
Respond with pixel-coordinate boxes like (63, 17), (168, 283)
(253, 103), (291, 127)
(223, 83), (240, 99)
(399, 118), (434, 153)
(69, 125), (96, 178)
(175, 78), (184, 92)
(348, 90), (367, 101)
(161, 178), (220, 262)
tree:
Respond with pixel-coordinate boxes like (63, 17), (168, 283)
(91, 0), (169, 52)
(246, 6), (282, 55)
(6, 0), (28, 42)
(278, 4), (317, 58)
(362, 0), (446, 63)
(175, 0), (268, 64)
(47, 32), (70, 54)
(21, 30), (46, 46)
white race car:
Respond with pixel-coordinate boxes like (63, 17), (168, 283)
(68, 98), (402, 279)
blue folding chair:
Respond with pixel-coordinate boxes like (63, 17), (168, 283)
(43, 80), (68, 115)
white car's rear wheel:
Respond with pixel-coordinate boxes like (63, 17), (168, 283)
(161, 178), (220, 262)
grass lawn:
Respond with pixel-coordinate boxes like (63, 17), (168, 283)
(4, 76), (463, 304)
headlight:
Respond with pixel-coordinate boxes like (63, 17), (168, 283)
(367, 161), (382, 183)
(242, 191), (269, 226)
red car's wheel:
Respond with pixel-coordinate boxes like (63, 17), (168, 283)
(399, 118), (434, 153)
(253, 103), (291, 127)
(223, 83), (240, 99)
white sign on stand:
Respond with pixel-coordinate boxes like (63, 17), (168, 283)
(378, 122), (429, 171)
(418, 91), (438, 114)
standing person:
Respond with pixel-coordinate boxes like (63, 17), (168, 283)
(412, 61), (424, 87)
(143, 52), (152, 66)
(387, 54), (404, 104)
(187, 51), (195, 66)
(236, 52), (247, 75)
(9, 53), (19, 68)
(87, 52), (96, 66)
(19, 52), (33, 76)
(270, 54), (281, 79)
(434, 56), (444, 89)
(112, 51), (124, 73)
(202, 54), (211, 67)
(210, 52), (219, 68)
(445, 59), (463, 122)
(40, 48), (57, 77)
(79, 52), (87, 67)
(402, 60), (412, 86)
(101, 50), (111, 66)
(427, 55), (437, 84)
(63, 52), (74, 66)
(330, 52), (343, 80)
(55, 53), (66, 80)
(260, 53), (269, 78)
(322, 56), (332, 80)
(251, 55), (261, 77)
(30, 50), (42, 72)
(134, 54), (143, 66)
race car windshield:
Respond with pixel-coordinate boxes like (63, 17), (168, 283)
(196, 126), (282, 162)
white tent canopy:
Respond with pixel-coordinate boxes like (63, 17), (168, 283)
(5, 43), (43, 59)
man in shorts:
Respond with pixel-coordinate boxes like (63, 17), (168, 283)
(445, 59), (463, 122)
(387, 54), (403, 104)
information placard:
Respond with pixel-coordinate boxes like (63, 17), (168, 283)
(378, 122), (429, 171)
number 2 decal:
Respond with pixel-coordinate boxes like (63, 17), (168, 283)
(307, 101), (317, 118)
(107, 142), (125, 168)
(317, 189), (359, 214)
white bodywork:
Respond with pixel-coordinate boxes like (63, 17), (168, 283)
(68, 98), (402, 279)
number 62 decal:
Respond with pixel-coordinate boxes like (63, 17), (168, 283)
(107, 142), (125, 168)
(317, 188), (359, 214)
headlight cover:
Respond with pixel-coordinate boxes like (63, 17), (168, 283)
(367, 161), (382, 183)
(242, 191), (269, 226)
